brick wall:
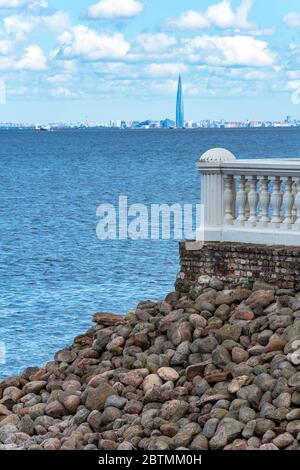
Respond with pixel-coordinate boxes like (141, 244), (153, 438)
(177, 241), (300, 291)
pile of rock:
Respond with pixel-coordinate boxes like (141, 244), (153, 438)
(1, 277), (300, 450)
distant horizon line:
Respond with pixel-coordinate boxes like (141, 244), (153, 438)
(0, 117), (299, 127)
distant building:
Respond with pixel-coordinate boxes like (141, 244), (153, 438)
(176, 74), (184, 128)
(160, 118), (175, 128)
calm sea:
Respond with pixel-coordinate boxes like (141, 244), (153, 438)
(1, 128), (300, 379)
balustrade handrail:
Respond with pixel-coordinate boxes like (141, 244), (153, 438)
(198, 158), (300, 176)
(197, 148), (300, 247)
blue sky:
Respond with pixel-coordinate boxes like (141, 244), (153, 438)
(1, 0), (300, 122)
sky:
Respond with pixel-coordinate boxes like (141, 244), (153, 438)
(1, 0), (300, 122)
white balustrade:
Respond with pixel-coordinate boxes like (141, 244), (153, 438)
(198, 148), (300, 246)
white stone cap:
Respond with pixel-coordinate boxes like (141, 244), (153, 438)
(199, 148), (236, 163)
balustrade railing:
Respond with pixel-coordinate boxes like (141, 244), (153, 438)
(197, 148), (300, 246)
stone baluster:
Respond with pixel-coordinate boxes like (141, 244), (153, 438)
(270, 176), (283, 225)
(245, 181), (250, 220)
(247, 176), (258, 226)
(282, 177), (294, 228)
(231, 177), (236, 220)
(258, 176), (270, 227)
(293, 177), (300, 231)
(224, 175), (235, 225)
(292, 182), (297, 223)
(235, 176), (247, 225)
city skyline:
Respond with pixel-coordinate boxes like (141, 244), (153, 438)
(1, 1), (300, 121)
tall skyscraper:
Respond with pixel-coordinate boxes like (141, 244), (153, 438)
(176, 74), (184, 128)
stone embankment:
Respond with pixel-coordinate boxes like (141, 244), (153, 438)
(1, 276), (300, 450)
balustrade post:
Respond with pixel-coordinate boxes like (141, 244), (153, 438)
(293, 177), (300, 231)
(292, 182), (297, 223)
(282, 177), (294, 228)
(247, 176), (258, 226)
(197, 148), (237, 242)
(224, 175), (235, 225)
(236, 176), (247, 225)
(270, 176), (283, 226)
(258, 176), (270, 227)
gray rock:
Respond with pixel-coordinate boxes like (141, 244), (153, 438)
(203, 418), (219, 439)
(87, 410), (102, 431)
(269, 315), (293, 331)
(272, 432), (294, 449)
(23, 381), (47, 395)
(173, 423), (200, 448)
(210, 418), (243, 449)
(0, 424), (18, 444)
(101, 407), (122, 425)
(160, 400), (189, 422)
(85, 383), (115, 411)
(170, 341), (190, 366)
(246, 290), (275, 309)
(237, 384), (262, 409)
(242, 420), (256, 439)
(254, 373), (276, 392)
(19, 415), (34, 436)
(191, 337), (218, 354)
(286, 409), (300, 421)
(190, 434), (208, 450)
(260, 443), (279, 450)
(255, 419), (276, 436)
(286, 420), (300, 434)
(105, 395), (127, 409)
(215, 325), (242, 343)
(215, 304), (231, 321)
(73, 408), (90, 425)
(55, 349), (77, 364)
(212, 346), (232, 367)
(292, 391), (300, 406)
(45, 400), (66, 419)
(168, 322), (192, 347)
(239, 407), (256, 424)
(92, 329), (113, 353)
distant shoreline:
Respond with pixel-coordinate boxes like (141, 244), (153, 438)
(1, 127), (300, 131)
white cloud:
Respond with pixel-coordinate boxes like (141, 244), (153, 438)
(29, 1), (48, 8)
(164, 11), (209, 31)
(0, 39), (15, 55)
(46, 73), (72, 83)
(43, 12), (71, 31)
(288, 70), (300, 80)
(0, 0), (31, 7)
(0, 56), (14, 70)
(135, 33), (176, 53)
(16, 44), (47, 70)
(287, 80), (300, 91)
(206, 0), (253, 29)
(283, 13), (300, 28)
(50, 87), (73, 97)
(145, 63), (187, 77)
(164, 0), (254, 31)
(0, 43), (47, 71)
(4, 15), (34, 40)
(87, 0), (144, 20)
(3, 11), (71, 39)
(182, 35), (275, 67)
(3, 11), (70, 42)
(151, 79), (201, 97)
(57, 25), (130, 61)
